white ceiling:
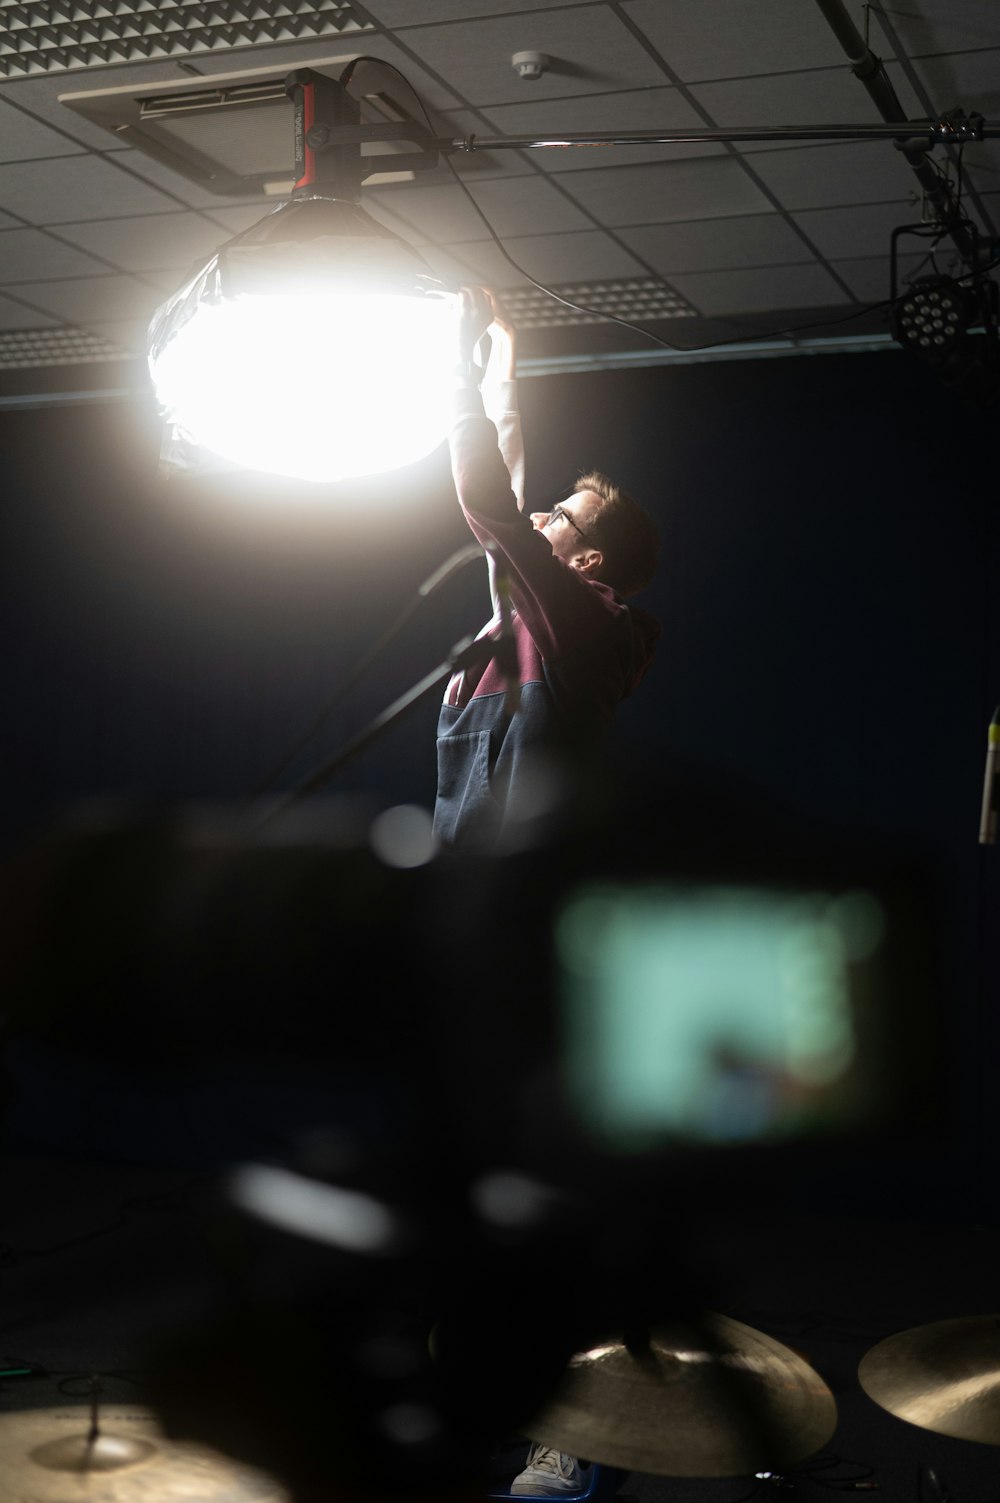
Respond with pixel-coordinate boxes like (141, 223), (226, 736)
(0, 0), (997, 393)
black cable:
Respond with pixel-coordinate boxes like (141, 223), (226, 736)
(433, 103), (897, 352)
(792, 1451), (878, 1490)
(244, 542), (485, 802)
(56, 1370), (145, 1397)
(952, 143), (966, 224)
(0, 1179), (208, 1267)
(342, 55), (686, 350)
(345, 54), (1000, 360)
(0, 1221), (127, 1266)
(438, 153), (691, 351)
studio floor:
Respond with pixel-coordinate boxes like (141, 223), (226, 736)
(2, 1139), (999, 1503)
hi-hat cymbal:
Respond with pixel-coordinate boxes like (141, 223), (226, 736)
(858, 1314), (1000, 1444)
(523, 1313), (837, 1478)
(0, 1405), (290, 1502)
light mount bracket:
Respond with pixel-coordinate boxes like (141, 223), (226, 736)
(285, 65), (440, 200)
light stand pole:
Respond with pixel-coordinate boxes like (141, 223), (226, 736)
(253, 630), (501, 828)
(441, 116), (993, 152)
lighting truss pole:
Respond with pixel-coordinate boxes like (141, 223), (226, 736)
(288, 62), (995, 217)
(301, 91), (997, 266)
(442, 118), (993, 152)
(291, 74), (995, 173)
(811, 0), (996, 263)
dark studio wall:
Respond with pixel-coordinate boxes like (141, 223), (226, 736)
(1, 348), (997, 1212)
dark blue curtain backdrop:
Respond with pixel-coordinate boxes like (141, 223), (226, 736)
(1, 348), (998, 1204)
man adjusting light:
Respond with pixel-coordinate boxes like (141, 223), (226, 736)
(433, 285), (662, 854)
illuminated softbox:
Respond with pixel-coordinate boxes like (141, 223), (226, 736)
(148, 196), (456, 484)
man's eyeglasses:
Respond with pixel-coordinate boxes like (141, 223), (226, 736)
(547, 504), (591, 542)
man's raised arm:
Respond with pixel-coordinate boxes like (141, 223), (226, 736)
(478, 288), (526, 514)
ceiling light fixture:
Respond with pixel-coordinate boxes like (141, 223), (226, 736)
(888, 223), (1000, 406)
(890, 277), (976, 358)
(890, 274), (1000, 406)
(147, 61), (454, 484)
(146, 65), (999, 481)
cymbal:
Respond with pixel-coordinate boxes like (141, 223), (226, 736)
(0, 1404), (290, 1502)
(523, 1313), (837, 1478)
(858, 1314), (1000, 1444)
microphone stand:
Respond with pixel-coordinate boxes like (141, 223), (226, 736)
(245, 543), (485, 803)
(251, 630), (503, 830)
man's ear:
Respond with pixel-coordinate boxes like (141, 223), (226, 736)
(572, 548), (604, 578)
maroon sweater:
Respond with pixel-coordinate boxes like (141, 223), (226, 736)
(433, 385), (660, 848)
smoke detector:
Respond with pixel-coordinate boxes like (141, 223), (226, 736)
(511, 51), (550, 81)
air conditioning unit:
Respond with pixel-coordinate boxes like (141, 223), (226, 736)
(59, 54), (441, 198)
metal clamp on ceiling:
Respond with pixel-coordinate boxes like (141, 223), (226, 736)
(285, 65), (441, 200)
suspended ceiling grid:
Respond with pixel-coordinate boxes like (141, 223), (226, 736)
(0, 0), (997, 393)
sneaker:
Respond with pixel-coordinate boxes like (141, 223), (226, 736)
(510, 1445), (592, 1496)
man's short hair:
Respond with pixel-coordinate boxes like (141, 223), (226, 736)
(574, 470), (660, 598)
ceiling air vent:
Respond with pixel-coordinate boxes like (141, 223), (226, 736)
(59, 53), (437, 196)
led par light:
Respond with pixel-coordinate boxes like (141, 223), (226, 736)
(890, 276), (977, 359)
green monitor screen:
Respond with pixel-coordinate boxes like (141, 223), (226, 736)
(556, 881), (890, 1150)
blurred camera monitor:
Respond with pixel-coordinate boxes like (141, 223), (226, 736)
(555, 879), (917, 1150)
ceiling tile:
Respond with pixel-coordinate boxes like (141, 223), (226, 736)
(361, 197), (447, 248)
(145, 268), (198, 293)
(869, 4), (1000, 59)
(0, 292), (61, 331)
(689, 61), (924, 153)
(367, 172), (592, 243)
(0, 228), (113, 280)
(416, 240), (532, 289)
(964, 142), (1000, 198)
(909, 47), (1000, 116)
(667, 262), (852, 316)
(110, 149), (277, 211)
(792, 199), (919, 259)
(616, 213), (814, 274)
(391, 9), (669, 107)
(54, 212), (233, 274)
(203, 204), (285, 236)
(831, 251), (942, 304)
(477, 87), (726, 172)
(551, 156), (773, 226)
(620, 0), (847, 82)
(422, 227), (645, 289)
(0, 97), (90, 164)
(744, 141), (923, 211)
(5, 274), (165, 325)
(0, 155), (180, 225)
